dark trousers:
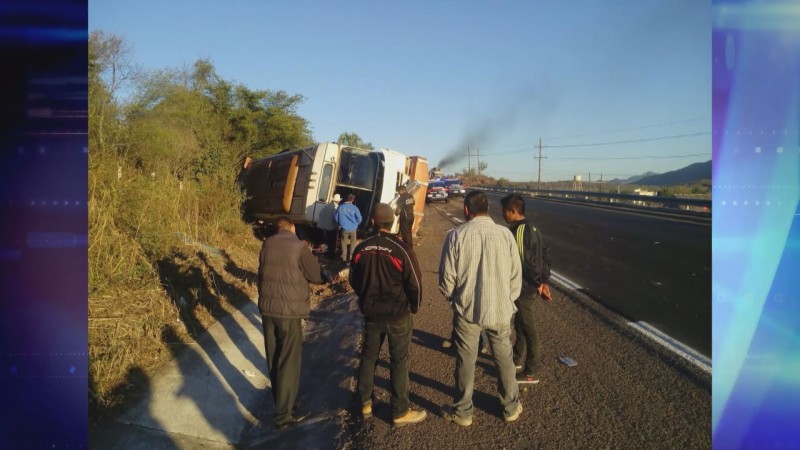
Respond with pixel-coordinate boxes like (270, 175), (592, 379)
(512, 294), (540, 374)
(324, 229), (338, 256)
(357, 313), (413, 419)
(399, 219), (413, 246)
(262, 316), (303, 425)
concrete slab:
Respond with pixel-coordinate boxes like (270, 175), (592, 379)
(114, 298), (269, 447)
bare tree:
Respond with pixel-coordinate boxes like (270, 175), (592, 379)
(89, 30), (141, 98)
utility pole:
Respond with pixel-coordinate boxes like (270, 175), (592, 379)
(465, 145), (471, 174)
(477, 147), (481, 176)
(537, 138), (542, 191)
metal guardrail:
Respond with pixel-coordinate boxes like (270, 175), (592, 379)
(477, 186), (711, 214)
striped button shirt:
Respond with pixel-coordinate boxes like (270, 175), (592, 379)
(438, 215), (522, 327)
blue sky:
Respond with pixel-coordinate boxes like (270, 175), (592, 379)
(89, 0), (711, 182)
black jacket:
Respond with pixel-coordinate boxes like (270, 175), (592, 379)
(397, 192), (415, 225)
(349, 231), (422, 320)
(507, 219), (547, 289)
(257, 230), (325, 319)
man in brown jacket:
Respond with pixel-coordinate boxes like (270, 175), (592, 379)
(258, 217), (329, 430)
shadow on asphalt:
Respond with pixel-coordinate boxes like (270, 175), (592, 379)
(373, 356), (506, 422)
(411, 328), (454, 357)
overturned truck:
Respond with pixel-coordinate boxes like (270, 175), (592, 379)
(239, 142), (429, 242)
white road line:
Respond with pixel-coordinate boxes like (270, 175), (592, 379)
(549, 270), (711, 374)
(629, 321), (712, 374)
(549, 271), (582, 291)
(434, 205), (464, 225)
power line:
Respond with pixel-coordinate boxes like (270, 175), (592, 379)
(479, 146), (532, 156)
(547, 153), (709, 160)
(484, 117), (708, 151)
(547, 118), (708, 141)
(478, 131), (709, 156)
(542, 132), (710, 149)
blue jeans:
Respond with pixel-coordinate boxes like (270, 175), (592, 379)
(357, 314), (413, 419)
(452, 313), (520, 419)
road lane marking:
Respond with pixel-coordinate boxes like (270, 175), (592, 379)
(433, 205), (464, 225)
(550, 271), (582, 291)
(549, 271), (711, 374)
(628, 321), (712, 374)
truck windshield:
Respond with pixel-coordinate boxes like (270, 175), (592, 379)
(337, 148), (378, 191)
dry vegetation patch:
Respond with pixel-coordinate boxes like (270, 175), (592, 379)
(89, 241), (257, 414)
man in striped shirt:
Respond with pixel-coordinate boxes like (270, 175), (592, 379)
(438, 190), (523, 427)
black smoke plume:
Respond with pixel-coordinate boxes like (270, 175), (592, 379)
(438, 82), (559, 172)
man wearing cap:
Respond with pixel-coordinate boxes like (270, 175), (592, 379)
(349, 203), (427, 428)
(317, 193), (341, 257)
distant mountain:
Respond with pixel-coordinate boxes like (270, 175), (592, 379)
(608, 171), (657, 185)
(635, 160), (711, 186)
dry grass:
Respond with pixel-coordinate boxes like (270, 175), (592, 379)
(88, 153), (261, 418)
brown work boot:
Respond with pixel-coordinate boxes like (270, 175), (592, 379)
(361, 400), (372, 419)
(393, 408), (427, 428)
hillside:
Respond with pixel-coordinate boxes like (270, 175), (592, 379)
(635, 160), (711, 185)
(608, 171), (657, 185)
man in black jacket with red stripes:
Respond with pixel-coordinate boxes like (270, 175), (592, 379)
(349, 203), (427, 428)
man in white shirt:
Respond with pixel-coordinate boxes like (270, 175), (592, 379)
(438, 190), (523, 427)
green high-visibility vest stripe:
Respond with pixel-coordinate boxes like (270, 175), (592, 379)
(516, 223), (539, 262)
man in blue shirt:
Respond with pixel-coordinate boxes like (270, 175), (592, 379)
(334, 193), (362, 262)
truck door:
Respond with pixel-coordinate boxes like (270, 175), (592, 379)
(312, 161), (336, 223)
